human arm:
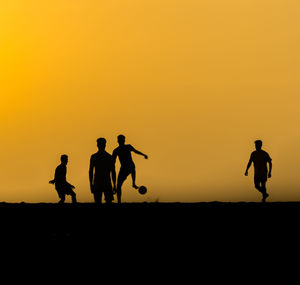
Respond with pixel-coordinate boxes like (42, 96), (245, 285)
(131, 145), (148, 159)
(112, 149), (117, 165)
(245, 155), (253, 176)
(268, 159), (272, 178)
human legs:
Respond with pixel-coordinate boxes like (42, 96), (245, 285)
(64, 185), (77, 203)
(93, 190), (103, 204)
(260, 180), (269, 202)
(254, 175), (269, 202)
(116, 176), (125, 204)
(103, 187), (113, 204)
(254, 177), (262, 193)
(131, 167), (139, 189)
(70, 189), (77, 203)
(56, 188), (65, 204)
(116, 168), (130, 204)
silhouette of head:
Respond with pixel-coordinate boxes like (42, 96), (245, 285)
(118, 135), (125, 146)
(97, 137), (106, 151)
(61, 154), (68, 165)
(255, 140), (263, 150)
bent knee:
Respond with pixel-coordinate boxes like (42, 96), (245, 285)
(254, 183), (261, 190)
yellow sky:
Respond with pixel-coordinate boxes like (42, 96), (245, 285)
(0, 0), (300, 202)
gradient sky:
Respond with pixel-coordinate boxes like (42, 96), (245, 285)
(0, 0), (300, 202)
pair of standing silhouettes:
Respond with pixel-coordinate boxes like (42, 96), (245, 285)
(89, 135), (148, 204)
(50, 135), (148, 204)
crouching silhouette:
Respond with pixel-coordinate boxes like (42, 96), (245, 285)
(49, 154), (77, 204)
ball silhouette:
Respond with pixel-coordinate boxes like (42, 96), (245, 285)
(138, 186), (147, 195)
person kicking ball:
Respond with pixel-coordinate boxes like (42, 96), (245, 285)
(112, 135), (148, 203)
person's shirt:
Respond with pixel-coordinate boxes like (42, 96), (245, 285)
(90, 151), (114, 187)
(112, 144), (135, 167)
(54, 164), (67, 185)
(250, 150), (272, 175)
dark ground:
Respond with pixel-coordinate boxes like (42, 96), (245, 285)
(2, 201), (300, 245)
(1, 202), (299, 278)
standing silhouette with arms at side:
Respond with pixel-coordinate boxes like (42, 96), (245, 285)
(245, 140), (272, 202)
(49, 154), (77, 204)
(112, 135), (148, 204)
(89, 138), (116, 204)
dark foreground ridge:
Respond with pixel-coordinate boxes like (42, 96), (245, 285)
(1, 201), (300, 247)
(2, 202), (300, 277)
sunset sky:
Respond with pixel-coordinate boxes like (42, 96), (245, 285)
(1, 0), (300, 202)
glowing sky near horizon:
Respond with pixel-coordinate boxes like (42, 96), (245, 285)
(0, 0), (300, 202)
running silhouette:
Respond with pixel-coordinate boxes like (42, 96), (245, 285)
(112, 134), (148, 203)
(245, 140), (272, 202)
(89, 138), (116, 204)
(49, 154), (77, 204)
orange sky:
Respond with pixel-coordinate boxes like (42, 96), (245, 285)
(0, 0), (300, 202)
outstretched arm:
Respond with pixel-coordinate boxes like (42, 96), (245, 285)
(245, 157), (253, 176)
(131, 146), (148, 159)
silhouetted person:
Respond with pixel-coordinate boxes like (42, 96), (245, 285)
(245, 140), (272, 202)
(89, 138), (116, 204)
(112, 134), (148, 203)
(49, 154), (77, 204)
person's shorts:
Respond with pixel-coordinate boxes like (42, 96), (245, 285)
(93, 185), (112, 193)
(56, 183), (74, 197)
(254, 174), (267, 184)
(118, 164), (135, 181)
(93, 185), (113, 202)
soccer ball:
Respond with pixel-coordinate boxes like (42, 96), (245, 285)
(138, 186), (147, 195)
